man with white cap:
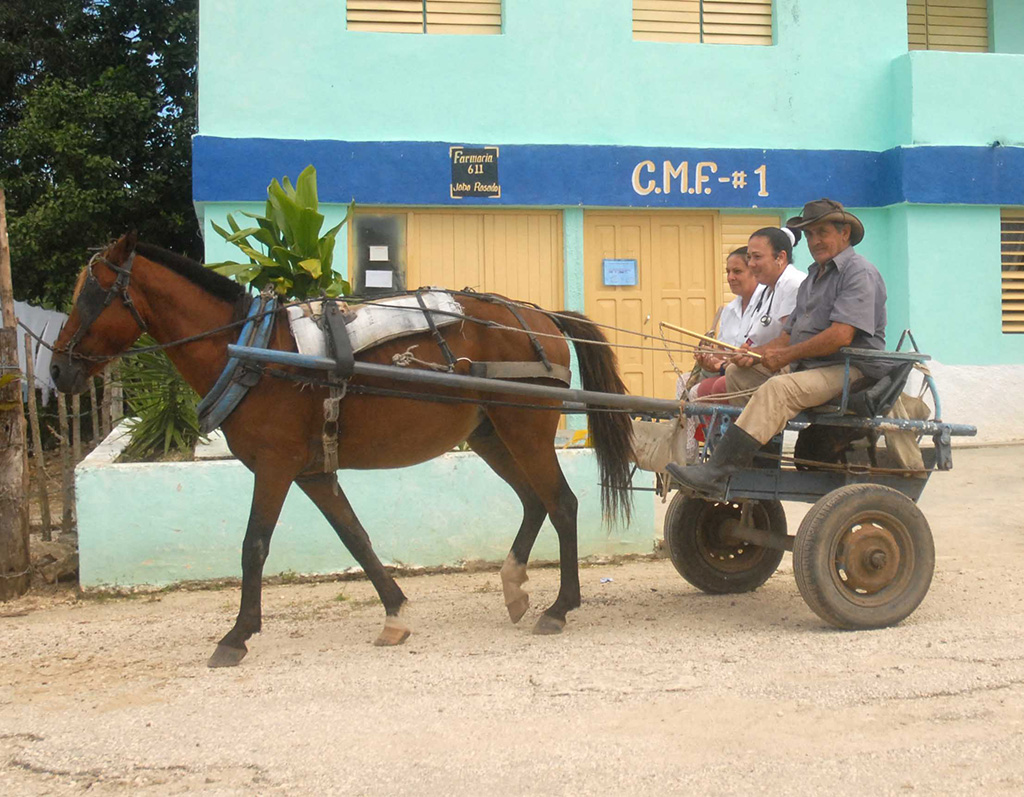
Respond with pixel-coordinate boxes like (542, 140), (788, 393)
(667, 198), (893, 497)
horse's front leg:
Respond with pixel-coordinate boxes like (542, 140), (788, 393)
(296, 472), (411, 646)
(208, 471), (294, 668)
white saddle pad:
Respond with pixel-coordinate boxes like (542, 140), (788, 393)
(286, 291), (464, 358)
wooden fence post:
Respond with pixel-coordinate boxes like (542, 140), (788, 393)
(72, 393), (82, 463)
(100, 364), (112, 438)
(110, 361), (122, 426)
(88, 377), (99, 444)
(56, 392), (73, 536)
(23, 334), (51, 541)
(0, 187), (31, 600)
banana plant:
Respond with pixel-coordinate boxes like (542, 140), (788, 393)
(205, 165), (353, 299)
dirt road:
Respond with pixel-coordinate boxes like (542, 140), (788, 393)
(2, 446), (1023, 795)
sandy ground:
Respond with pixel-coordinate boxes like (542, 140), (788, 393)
(1, 445), (1023, 796)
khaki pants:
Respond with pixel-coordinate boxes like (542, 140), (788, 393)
(725, 363), (926, 471)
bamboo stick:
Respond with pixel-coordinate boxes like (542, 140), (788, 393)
(57, 393), (73, 536)
(660, 321), (763, 360)
(23, 335), (51, 540)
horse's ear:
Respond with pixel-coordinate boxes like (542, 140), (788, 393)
(124, 229), (138, 252)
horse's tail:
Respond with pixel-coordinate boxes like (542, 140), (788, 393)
(552, 311), (634, 525)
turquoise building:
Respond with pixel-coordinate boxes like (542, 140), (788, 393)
(195, 0), (1024, 439)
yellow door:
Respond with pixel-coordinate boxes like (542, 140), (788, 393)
(405, 209), (564, 308)
(583, 211), (717, 400)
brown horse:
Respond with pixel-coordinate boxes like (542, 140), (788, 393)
(50, 232), (634, 667)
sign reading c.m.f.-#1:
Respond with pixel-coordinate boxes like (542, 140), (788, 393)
(192, 138), (1024, 208)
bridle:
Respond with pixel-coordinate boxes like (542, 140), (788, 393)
(64, 248), (148, 358)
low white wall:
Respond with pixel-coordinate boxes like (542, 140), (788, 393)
(908, 362), (1021, 445)
(76, 427), (655, 589)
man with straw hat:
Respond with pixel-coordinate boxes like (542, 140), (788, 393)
(667, 198), (900, 498)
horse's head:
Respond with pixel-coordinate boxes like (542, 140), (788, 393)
(50, 231), (148, 394)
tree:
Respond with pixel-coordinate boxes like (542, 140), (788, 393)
(0, 0), (199, 308)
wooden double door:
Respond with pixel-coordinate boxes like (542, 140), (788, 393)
(583, 212), (718, 400)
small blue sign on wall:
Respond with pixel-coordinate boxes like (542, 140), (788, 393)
(603, 258), (638, 286)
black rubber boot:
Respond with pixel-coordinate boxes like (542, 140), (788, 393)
(665, 424), (762, 500)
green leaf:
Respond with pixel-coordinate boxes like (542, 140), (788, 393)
(238, 244), (279, 269)
(205, 261), (257, 278)
(325, 278), (351, 298)
(318, 231), (336, 275)
(226, 214), (241, 234)
(211, 220), (233, 241)
(294, 164), (318, 210)
(297, 258), (322, 279)
(223, 226), (260, 243)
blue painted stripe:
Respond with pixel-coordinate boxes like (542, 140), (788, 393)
(192, 137), (1024, 208)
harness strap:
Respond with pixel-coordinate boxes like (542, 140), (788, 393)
(471, 292), (553, 372)
(468, 361), (571, 385)
(196, 293), (277, 433)
(414, 289), (457, 371)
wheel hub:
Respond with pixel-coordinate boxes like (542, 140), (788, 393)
(836, 521), (901, 594)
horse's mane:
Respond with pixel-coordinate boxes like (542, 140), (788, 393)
(135, 242), (245, 304)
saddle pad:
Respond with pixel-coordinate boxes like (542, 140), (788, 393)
(287, 291), (464, 358)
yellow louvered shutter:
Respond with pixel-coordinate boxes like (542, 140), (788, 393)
(1002, 210), (1024, 333)
(348, 1), (501, 34)
(719, 214), (779, 312)
(633, 0), (701, 43)
(908, 0), (989, 52)
(426, 1), (501, 34)
(347, 0), (425, 33)
(701, 0), (773, 45)
(633, 0), (771, 45)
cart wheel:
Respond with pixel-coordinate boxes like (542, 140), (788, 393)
(664, 494), (786, 594)
(793, 484), (934, 630)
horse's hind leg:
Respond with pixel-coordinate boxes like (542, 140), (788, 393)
(208, 470), (294, 668)
(466, 420), (548, 624)
(296, 472), (411, 646)
(485, 408), (580, 636)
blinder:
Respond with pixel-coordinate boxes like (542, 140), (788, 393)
(66, 250), (148, 356)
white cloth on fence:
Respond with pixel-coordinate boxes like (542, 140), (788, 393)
(14, 301), (67, 406)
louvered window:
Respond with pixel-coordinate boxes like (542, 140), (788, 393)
(1002, 210), (1024, 334)
(633, 0), (773, 46)
(908, 0), (989, 52)
(347, 1), (501, 35)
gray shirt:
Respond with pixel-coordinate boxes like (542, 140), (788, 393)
(783, 246), (889, 379)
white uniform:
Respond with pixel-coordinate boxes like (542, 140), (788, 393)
(718, 287), (766, 348)
(740, 263), (806, 347)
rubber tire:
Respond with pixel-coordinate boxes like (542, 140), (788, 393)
(793, 484), (934, 630)
(664, 493), (787, 594)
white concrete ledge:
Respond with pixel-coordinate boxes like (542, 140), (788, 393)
(76, 428), (654, 589)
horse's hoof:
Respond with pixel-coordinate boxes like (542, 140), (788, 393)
(207, 643), (247, 668)
(374, 613), (411, 647)
(532, 614), (566, 636)
(506, 594), (530, 624)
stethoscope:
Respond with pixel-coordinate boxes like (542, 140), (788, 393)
(744, 285), (776, 340)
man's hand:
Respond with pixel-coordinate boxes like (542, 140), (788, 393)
(760, 347), (792, 372)
(730, 344), (764, 369)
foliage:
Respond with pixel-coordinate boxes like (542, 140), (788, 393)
(206, 165), (353, 300)
(118, 337), (201, 461)
(0, 0), (199, 309)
